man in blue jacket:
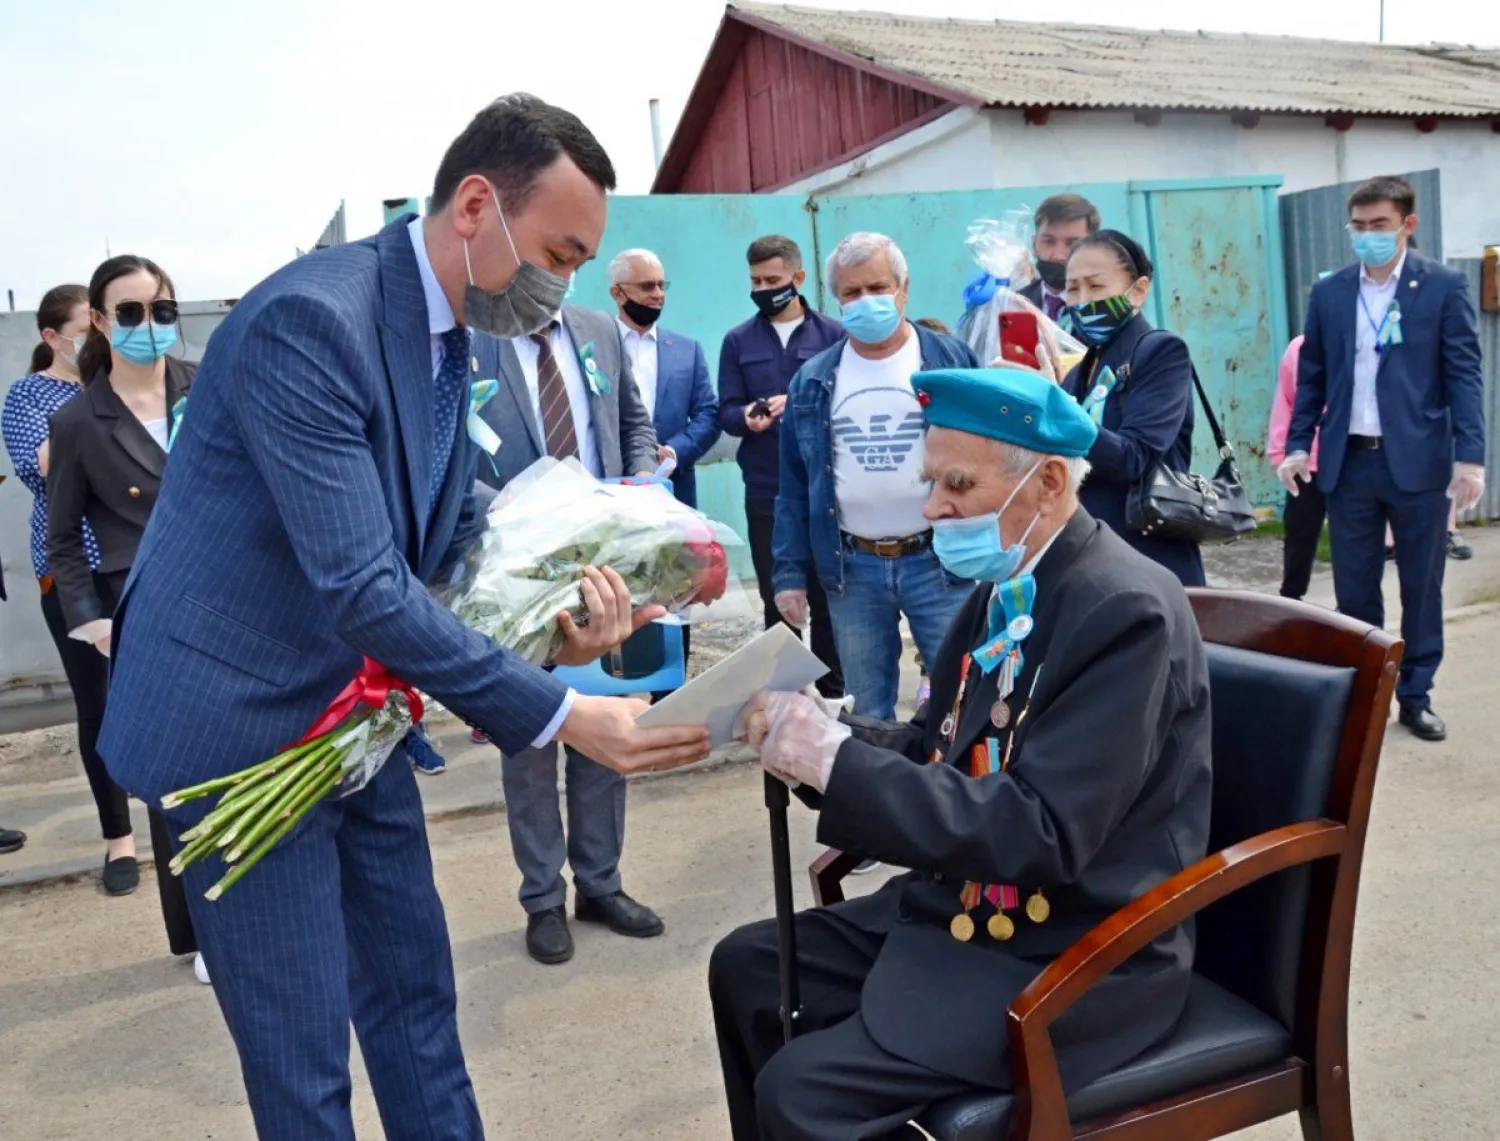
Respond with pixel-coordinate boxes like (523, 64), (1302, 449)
(775, 232), (980, 720)
(95, 95), (710, 1140)
(1281, 175), (1485, 742)
(608, 248), (720, 508)
(718, 235), (845, 697)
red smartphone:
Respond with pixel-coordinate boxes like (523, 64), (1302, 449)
(999, 310), (1041, 370)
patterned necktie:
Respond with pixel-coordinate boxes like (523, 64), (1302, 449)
(531, 323), (579, 460)
(429, 326), (470, 515)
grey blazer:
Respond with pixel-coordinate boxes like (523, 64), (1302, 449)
(473, 305), (659, 494)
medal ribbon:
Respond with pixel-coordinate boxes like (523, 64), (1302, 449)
(972, 574), (1036, 675)
(1080, 364), (1119, 425)
(1359, 294), (1403, 352)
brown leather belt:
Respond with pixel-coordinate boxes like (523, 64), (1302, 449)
(1349, 434), (1383, 451)
(843, 531), (932, 558)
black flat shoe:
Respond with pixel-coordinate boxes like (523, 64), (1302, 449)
(0, 827), (25, 855)
(525, 907), (574, 964)
(575, 890), (665, 938)
(1398, 706), (1447, 742)
(102, 855), (140, 896)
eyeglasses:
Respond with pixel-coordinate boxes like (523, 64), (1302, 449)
(111, 299), (180, 327)
(625, 280), (670, 293)
(1346, 221), (1403, 235)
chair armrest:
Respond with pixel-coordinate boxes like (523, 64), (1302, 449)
(1004, 818), (1346, 1141)
(809, 847), (865, 907)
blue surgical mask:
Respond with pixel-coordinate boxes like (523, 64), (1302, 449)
(1350, 230), (1400, 269)
(110, 320), (177, 366)
(840, 294), (903, 344)
(930, 460), (1043, 583)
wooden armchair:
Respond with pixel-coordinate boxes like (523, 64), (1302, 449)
(810, 589), (1401, 1141)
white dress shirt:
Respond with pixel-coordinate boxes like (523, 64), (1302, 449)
(511, 322), (602, 478)
(1350, 251), (1405, 438)
(408, 217), (574, 748)
(617, 316), (660, 422)
(408, 216), (460, 377)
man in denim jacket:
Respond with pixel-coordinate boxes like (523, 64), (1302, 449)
(773, 232), (980, 718)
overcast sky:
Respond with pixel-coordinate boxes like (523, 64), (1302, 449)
(2, 0), (1495, 307)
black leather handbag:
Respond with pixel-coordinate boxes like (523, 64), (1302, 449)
(1121, 341), (1257, 546)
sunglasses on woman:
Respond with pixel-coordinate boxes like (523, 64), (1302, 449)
(110, 299), (180, 327)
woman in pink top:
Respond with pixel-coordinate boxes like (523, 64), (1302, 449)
(1267, 335), (1324, 599)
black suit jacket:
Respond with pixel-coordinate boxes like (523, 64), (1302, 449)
(810, 510), (1212, 1092)
(46, 358), (195, 628)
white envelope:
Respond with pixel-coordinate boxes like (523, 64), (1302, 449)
(635, 624), (830, 746)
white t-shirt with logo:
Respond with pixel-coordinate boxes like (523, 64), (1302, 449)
(830, 331), (930, 540)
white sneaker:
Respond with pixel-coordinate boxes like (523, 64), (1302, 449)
(194, 952), (211, 986)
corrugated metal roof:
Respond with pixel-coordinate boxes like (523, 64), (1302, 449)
(731, 2), (1500, 118)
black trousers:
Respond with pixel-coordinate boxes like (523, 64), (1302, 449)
(41, 575), (196, 955)
(744, 498), (844, 700)
(39, 581), (127, 839)
(709, 893), (979, 1140)
(1280, 483), (1328, 601)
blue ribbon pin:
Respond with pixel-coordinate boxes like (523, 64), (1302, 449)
(166, 396), (187, 453)
(578, 342), (612, 397)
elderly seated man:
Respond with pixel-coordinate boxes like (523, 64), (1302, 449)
(711, 367), (1214, 1140)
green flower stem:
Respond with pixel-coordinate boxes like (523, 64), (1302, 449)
(206, 764), (344, 901)
(160, 738), (319, 809)
(222, 745), (340, 863)
(213, 742), (332, 852)
(178, 747), (316, 844)
(170, 822), (231, 876)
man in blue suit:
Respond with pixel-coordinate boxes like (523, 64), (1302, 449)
(608, 247), (721, 510)
(1282, 175), (1485, 742)
(96, 94), (710, 1141)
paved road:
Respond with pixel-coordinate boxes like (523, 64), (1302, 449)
(3, 595), (1500, 1138)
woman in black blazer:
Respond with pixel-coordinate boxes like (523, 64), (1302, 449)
(46, 254), (205, 982)
(1060, 231), (1205, 587)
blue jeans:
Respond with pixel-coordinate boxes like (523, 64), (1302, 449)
(824, 545), (972, 719)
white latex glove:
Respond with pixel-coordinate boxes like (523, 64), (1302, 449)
(1448, 462), (1485, 514)
(775, 589), (809, 628)
(1276, 452), (1311, 497)
(742, 690), (851, 793)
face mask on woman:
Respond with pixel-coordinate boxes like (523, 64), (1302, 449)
(1064, 293), (1137, 348)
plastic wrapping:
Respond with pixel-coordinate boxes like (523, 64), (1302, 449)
(957, 213), (1088, 383)
(434, 457), (752, 667)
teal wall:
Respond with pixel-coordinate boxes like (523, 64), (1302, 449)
(387, 176), (1288, 514)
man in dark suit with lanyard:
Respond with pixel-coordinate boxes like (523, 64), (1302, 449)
(1281, 176), (1485, 742)
(712, 366), (1212, 1138)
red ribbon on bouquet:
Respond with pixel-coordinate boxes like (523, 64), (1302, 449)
(292, 657), (425, 746)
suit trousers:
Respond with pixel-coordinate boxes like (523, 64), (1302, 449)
(1326, 446), (1448, 708)
(1279, 482), (1328, 601)
(709, 890), (979, 1141)
(501, 743), (624, 914)
(174, 748), (480, 1141)
(745, 497), (844, 699)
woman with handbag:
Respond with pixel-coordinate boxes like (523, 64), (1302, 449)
(1060, 231), (1207, 586)
(46, 254), (207, 984)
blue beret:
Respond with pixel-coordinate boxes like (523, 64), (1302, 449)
(914, 367), (1098, 458)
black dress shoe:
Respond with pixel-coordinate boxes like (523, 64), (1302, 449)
(1447, 531), (1474, 560)
(103, 855), (140, 896)
(1399, 706), (1447, 742)
(575, 890), (665, 938)
(0, 827), (26, 855)
(525, 907), (574, 964)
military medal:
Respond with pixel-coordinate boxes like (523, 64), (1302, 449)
(950, 912), (976, 942)
(987, 912), (1015, 941)
(990, 700), (1010, 729)
(940, 714), (957, 739)
(1025, 890), (1051, 925)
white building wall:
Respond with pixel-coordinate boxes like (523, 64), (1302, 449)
(792, 107), (1500, 258)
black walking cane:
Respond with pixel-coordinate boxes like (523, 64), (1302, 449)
(764, 770), (802, 1043)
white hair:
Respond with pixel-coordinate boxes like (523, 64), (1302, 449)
(825, 232), (908, 294)
(607, 248), (662, 286)
(993, 440), (1092, 493)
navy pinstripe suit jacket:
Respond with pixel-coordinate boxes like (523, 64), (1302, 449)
(99, 218), (569, 808)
